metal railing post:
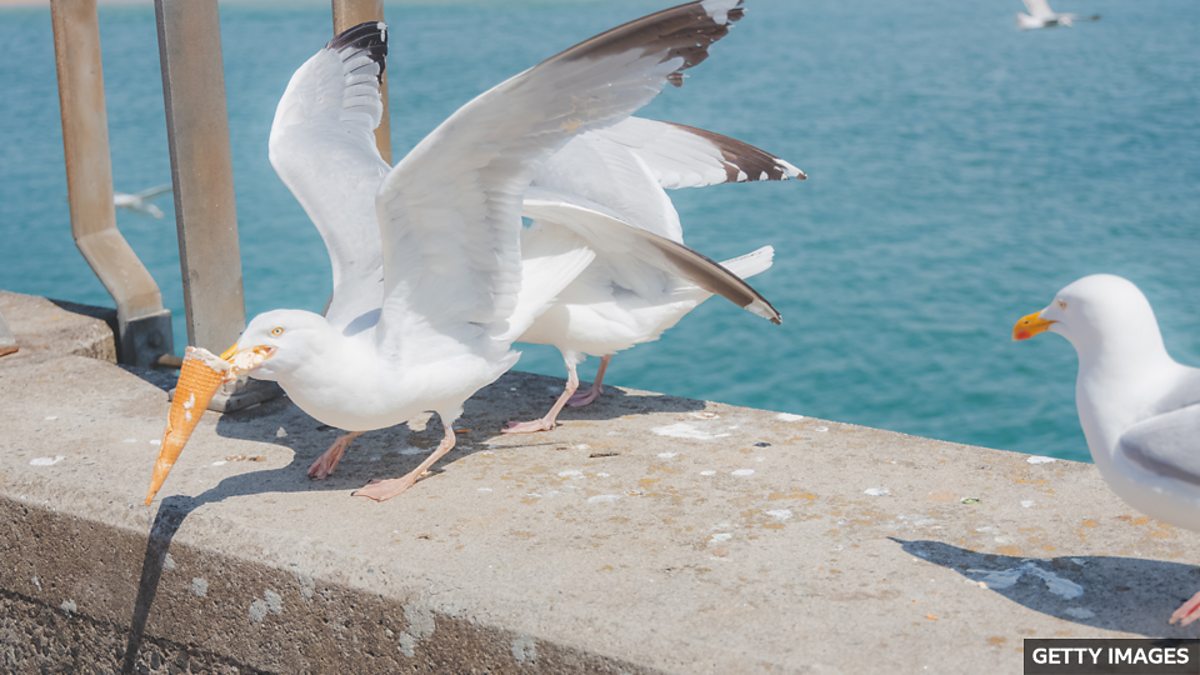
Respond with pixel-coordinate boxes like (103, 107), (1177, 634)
(155, 0), (278, 412)
(50, 0), (173, 368)
(331, 0), (391, 163)
(154, 0), (246, 354)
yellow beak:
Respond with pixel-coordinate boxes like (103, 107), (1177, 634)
(219, 343), (238, 361)
(1013, 311), (1056, 341)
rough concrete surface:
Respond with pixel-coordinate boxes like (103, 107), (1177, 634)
(2, 306), (1200, 673)
(0, 290), (117, 363)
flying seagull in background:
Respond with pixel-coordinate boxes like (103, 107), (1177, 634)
(504, 120), (801, 433)
(1016, 0), (1099, 30)
(1014, 274), (1200, 625)
(113, 184), (171, 219)
(195, 1), (754, 502)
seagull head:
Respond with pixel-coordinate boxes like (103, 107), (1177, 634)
(223, 309), (334, 382)
(1012, 274), (1163, 357)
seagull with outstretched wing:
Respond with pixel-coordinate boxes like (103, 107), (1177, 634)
(504, 119), (802, 432)
(113, 184), (171, 219)
(147, 1), (755, 502)
(1016, 0), (1099, 30)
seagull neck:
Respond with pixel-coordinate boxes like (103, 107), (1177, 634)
(1069, 318), (1174, 381)
(1072, 328), (1181, 465)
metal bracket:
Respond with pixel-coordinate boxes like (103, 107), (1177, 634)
(52, 0), (176, 369)
(116, 310), (173, 369)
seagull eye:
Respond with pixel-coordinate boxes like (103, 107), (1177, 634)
(1057, 300), (1068, 310)
(270, 326), (285, 337)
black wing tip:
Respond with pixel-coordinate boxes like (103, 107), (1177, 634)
(554, 0), (747, 88)
(329, 21), (388, 80)
(748, 298), (782, 324)
(663, 121), (807, 183)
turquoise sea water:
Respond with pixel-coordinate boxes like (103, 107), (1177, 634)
(1, 0), (1197, 461)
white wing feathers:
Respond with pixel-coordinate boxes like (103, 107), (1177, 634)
(495, 228), (596, 344)
(592, 118), (805, 190)
(534, 127), (686, 243)
(534, 117), (803, 243)
(374, 0), (747, 354)
(269, 22), (390, 328)
(1023, 0), (1055, 19)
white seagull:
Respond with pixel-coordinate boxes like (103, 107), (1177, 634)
(222, 1), (753, 501)
(1016, 0), (1099, 30)
(503, 120), (802, 433)
(113, 184), (171, 219)
(1014, 274), (1200, 624)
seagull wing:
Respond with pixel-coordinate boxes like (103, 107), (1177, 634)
(269, 22), (391, 328)
(373, 0), (747, 357)
(1023, 0), (1055, 19)
(535, 122), (686, 243)
(1119, 404), (1200, 484)
(535, 117), (803, 242)
(593, 118), (805, 189)
(524, 189), (780, 324)
(134, 184), (172, 200)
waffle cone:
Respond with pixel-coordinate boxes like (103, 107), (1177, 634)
(144, 347), (229, 505)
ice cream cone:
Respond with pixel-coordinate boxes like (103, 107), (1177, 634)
(144, 347), (231, 505)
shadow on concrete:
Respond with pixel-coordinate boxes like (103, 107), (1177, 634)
(121, 364), (180, 394)
(486, 372), (706, 427)
(892, 538), (1200, 637)
(47, 297), (117, 331)
(121, 370), (703, 668)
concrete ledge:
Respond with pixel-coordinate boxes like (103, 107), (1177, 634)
(3, 297), (1200, 673)
(0, 290), (117, 363)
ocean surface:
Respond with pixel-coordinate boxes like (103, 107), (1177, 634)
(1, 0), (1197, 462)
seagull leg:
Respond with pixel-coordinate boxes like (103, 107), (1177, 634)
(502, 353), (580, 434)
(353, 417), (457, 501)
(308, 431), (362, 480)
(1169, 590), (1200, 626)
(568, 354), (611, 408)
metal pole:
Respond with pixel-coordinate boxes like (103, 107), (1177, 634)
(50, 0), (173, 368)
(155, 0), (279, 412)
(154, 0), (246, 353)
(332, 0), (392, 163)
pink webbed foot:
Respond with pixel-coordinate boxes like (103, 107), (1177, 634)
(502, 356), (582, 434)
(501, 417), (557, 434)
(566, 382), (603, 408)
(1170, 590), (1200, 626)
(308, 431), (361, 480)
(353, 420), (458, 501)
(568, 355), (610, 408)
(353, 474), (421, 501)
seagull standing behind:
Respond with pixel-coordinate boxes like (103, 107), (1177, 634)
(113, 184), (171, 219)
(216, 1), (753, 501)
(503, 120), (802, 432)
(1014, 274), (1200, 625)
